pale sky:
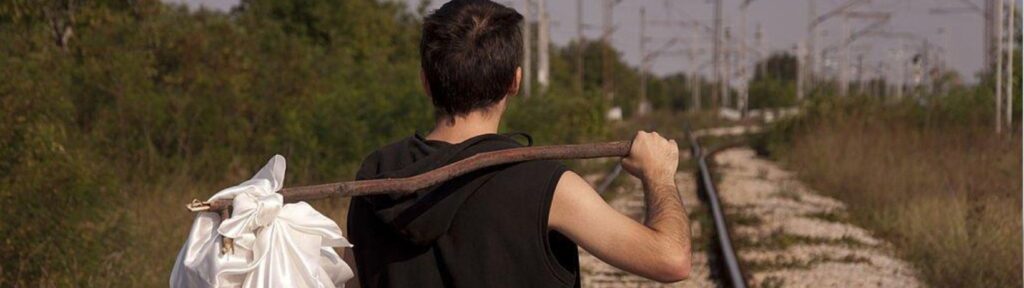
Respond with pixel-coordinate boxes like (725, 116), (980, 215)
(165, 0), (1012, 83)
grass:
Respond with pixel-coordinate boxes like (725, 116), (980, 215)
(729, 211), (764, 227)
(758, 276), (786, 288)
(734, 228), (868, 251)
(773, 189), (803, 202)
(688, 206), (714, 253)
(744, 252), (871, 272)
(804, 211), (846, 223)
(760, 107), (1022, 287)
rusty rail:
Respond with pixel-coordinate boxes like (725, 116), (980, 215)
(187, 140), (632, 213)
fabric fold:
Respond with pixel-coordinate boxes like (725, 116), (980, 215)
(171, 155), (354, 288)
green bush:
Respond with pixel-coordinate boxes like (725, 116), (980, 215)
(748, 78), (797, 109)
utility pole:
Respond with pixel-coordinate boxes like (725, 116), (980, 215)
(576, 0), (585, 94)
(739, 4), (750, 115)
(840, 11), (890, 98)
(839, 12), (850, 97)
(877, 62), (886, 97)
(690, 24), (702, 111)
(806, 0), (817, 93)
(887, 46), (906, 101)
(922, 40), (933, 95)
(537, 0), (550, 94)
(723, 27), (732, 109)
(602, 0), (615, 102)
(886, 50), (897, 98)
(857, 54), (866, 94)
(897, 43), (906, 100)
(712, 0), (723, 109)
(523, 0), (532, 98)
(737, 0), (760, 115)
(996, 0), (1003, 134)
(756, 23), (765, 78)
(643, 2), (701, 113)
(939, 27), (951, 71)
(809, 0), (871, 97)
(987, 0), (996, 71)
(638, 7), (650, 116)
(797, 42), (807, 100)
(1006, 0), (1015, 131)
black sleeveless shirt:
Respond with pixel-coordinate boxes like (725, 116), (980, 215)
(347, 133), (580, 288)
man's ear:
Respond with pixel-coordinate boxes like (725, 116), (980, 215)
(421, 69), (432, 97)
(507, 66), (522, 97)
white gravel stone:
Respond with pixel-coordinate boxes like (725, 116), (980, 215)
(714, 148), (921, 288)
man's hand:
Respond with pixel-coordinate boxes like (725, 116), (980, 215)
(621, 131), (679, 185)
(548, 130), (691, 283)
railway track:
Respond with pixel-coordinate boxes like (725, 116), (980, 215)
(581, 124), (925, 286)
(579, 125), (918, 287)
(688, 131), (748, 288)
(581, 124), (925, 284)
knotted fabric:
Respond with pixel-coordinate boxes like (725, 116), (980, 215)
(171, 155), (354, 288)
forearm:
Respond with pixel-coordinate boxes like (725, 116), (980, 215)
(641, 176), (690, 253)
(550, 170), (691, 282)
(562, 131), (689, 281)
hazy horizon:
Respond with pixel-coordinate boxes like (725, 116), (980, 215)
(165, 0), (1002, 83)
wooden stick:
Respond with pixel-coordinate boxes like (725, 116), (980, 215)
(187, 140), (632, 213)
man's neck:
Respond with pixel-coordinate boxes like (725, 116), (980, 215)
(426, 111), (501, 144)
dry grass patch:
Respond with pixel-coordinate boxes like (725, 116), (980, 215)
(773, 119), (1021, 287)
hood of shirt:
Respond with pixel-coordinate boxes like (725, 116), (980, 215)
(353, 133), (528, 245)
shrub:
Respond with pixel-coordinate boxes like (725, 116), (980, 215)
(756, 93), (1022, 288)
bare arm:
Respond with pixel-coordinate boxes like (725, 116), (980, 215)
(549, 131), (691, 283)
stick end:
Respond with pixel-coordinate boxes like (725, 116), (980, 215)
(186, 199), (211, 212)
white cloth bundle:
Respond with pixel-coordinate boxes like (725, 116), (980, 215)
(170, 155), (354, 288)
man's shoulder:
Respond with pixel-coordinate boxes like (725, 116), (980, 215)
(486, 160), (569, 196)
(503, 160), (568, 176)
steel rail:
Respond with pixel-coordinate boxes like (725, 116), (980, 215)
(687, 130), (748, 288)
(595, 163), (623, 195)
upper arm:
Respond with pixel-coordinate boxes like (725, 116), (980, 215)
(547, 171), (689, 282)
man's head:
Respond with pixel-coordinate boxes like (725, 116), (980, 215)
(420, 0), (523, 120)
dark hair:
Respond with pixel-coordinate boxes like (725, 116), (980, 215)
(420, 0), (524, 118)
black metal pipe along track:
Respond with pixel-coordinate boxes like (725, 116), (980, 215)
(687, 130), (748, 288)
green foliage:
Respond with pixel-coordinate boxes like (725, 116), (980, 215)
(748, 78), (797, 109)
(505, 87), (608, 145)
(647, 73), (701, 111)
(556, 40), (706, 117)
(0, 43), (127, 285)
(747, 53), (799, 109)
(0, 0), (433, 285)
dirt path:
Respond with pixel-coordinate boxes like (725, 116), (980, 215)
(579, 171), (718, 288)
(714, 148), (921, 288)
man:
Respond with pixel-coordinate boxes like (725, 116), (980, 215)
(346, 1), (691, 287)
